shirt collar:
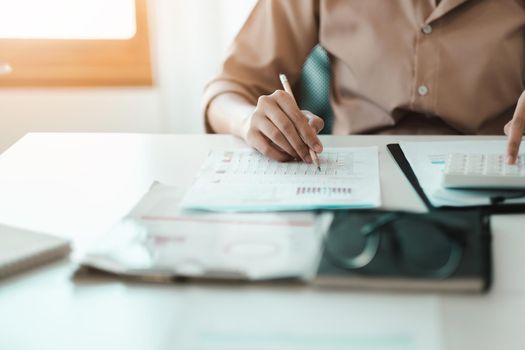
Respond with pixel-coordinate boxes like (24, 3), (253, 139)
(426, 0), (471, 23)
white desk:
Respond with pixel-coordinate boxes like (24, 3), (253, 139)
(0, 133), (524, 349)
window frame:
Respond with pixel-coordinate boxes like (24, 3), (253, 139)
(0, 0), (152, 87)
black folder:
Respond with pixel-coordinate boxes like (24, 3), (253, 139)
(315, 209), (492, 293)
(387, 143), (525, 213)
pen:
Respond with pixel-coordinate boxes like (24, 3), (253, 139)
(279, 73), (321, 171)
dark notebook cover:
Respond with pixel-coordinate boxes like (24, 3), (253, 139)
(315, 210), (492, 293)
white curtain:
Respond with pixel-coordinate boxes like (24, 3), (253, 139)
(152, 0), (257, 133)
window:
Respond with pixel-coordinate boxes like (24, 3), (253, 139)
(0, 0), (152, 86)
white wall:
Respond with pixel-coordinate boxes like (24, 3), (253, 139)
(0, 0), (256, 153)
(0, 89), (161, 152)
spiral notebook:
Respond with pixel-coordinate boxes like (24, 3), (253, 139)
(0, 224), (71, 280)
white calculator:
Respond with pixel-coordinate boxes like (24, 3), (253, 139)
(442, 153), (525, 189)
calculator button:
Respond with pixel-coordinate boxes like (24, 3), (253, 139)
(443, 152), (525, 188)
(504, 165), (519, 176)
(484, 166), (500, 176)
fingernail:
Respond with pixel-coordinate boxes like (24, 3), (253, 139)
(506, 155), (515, 165)
(313, 143), (323, 153)
(305, 155), (313, 164)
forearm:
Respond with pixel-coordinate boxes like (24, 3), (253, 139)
(207, 93), (256, 137)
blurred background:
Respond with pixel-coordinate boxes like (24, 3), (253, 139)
(0, 0), (257, 152)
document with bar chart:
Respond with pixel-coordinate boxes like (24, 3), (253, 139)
(180, 147), (381, 212)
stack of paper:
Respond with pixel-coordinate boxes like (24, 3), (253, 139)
(82, 146), (382, 280)
(81, 183), (332, 281)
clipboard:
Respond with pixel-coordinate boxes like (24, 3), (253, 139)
(387, 143), (525, 214)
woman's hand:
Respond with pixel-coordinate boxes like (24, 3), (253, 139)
(241, 90), (324, 162)
(505, 91), (525, 164)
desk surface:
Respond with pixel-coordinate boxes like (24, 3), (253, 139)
(0, 133), (524, 350)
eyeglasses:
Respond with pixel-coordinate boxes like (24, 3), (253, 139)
(323, 211), (470, 279)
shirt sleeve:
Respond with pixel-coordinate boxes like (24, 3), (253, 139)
(202, 0), (320, 133)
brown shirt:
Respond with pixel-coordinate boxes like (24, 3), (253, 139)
(203, 0), (525, 135)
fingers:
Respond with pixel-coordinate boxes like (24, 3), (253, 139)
(256, 117), (300, 159)
(246, 130), (292, 162)
(242, 89), (324, 162)
(259, 95), (312, 163)
(274, 91), (323, 153)
(503, 120), (512, 136)
(506, 94), (525, 164)
(303, 110), (325, 138)
(507, 119), (524, 164)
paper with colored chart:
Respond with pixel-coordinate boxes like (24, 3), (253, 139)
(180, 147), (381, 212)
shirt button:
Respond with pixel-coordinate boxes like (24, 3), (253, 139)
(418, 85), (429, 96)
(422, 24), (433, 35)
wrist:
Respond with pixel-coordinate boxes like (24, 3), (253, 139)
(231, 107), (255, 140)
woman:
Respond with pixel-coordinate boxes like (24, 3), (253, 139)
(204, 0), (525, 164)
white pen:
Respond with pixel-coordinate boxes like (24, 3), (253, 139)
(279, 73), (321, 171)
